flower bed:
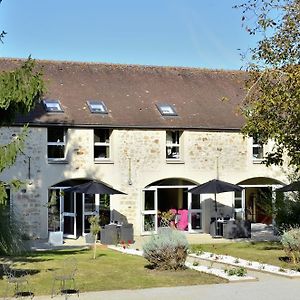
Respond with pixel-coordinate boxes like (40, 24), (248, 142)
(108, 246), (256, 282)
(190, 251), (300, 278)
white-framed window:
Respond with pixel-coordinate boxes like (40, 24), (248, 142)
(252, 135), (264, 162)
(94, 129), (111, 161)
(47, 127), (66, 161)
(166, 130), (182, 160)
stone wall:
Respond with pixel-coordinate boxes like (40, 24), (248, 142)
(0, 126), (287, 238)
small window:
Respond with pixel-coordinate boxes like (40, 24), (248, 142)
(43, 99), (63, 112)
(47, 127), (66, 161)
(94, 129), (111, 160)
(87, 100), (108, 114)
(252, 135), (264, 161)
(156, 103), (177, 116)
(166, 130), (181, 159)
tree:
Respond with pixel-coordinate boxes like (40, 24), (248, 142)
(235, 0), (300, 172)
(0, 59), (45, 254)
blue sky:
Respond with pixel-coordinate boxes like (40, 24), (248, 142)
(0, 0), (255, 70)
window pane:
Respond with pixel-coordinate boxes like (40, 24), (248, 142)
(235, 191), (242, 198)
(144, 214), (155, 231)
(48, 128), (65, 142)
(166, 146), (180, 159)
(100, 194), (110, 209)
(166, 131), (179, 144)
(253, 146), (263, 159)
(84, 194), (96, 212)
(63, 216), (75, 235)
(191, 212), (202, 230)
(144, 191), (155, 210)
(48, 189), (60, 231)
(94, 146), (109, 159)
(94, 129), (110, 143)
(64, 192), (74, 213)
(235, 199), (242, 209)
(48, 145), (65, 159)
(191, 194), (201, 209)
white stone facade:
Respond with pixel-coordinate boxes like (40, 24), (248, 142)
(0, 126), (287, 239)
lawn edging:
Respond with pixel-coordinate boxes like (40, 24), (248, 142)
(190, 252), (300, 278)
(108, 246), (256, 282)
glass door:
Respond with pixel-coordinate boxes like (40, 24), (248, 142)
(188, 193), (203, 232)
(234, 190), (245, 220)
(62, 191), (77, 238)
(141, 189), (157, 234)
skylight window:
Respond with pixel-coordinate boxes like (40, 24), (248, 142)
(42, 99), (63, 113)
(87, 100), (108, 114)
(156, 103), (177, 116)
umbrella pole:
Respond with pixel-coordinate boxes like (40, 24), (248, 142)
(214, 193), (218, 237)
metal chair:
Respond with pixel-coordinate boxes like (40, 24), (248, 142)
(2, 262), (34, 299)
(51, 257), (79, 298)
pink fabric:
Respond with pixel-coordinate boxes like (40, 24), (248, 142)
(177, 209), (188, 230)
(169, 208), (177, 215)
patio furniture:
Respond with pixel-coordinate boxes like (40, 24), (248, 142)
(177, 209), (188, 230)
(51, 257), (79, 298)
(2, 263), (34, 299)
(119, 223), (133, 242)
(101, 224), (119, 245)
(223, 220), (251, 239)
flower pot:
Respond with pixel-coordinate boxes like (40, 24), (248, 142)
(48, 231), (63, 246)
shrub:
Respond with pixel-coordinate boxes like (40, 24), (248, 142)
(224, 267), (247, 277)
(281, 227), (300, 264)
(142, 228), (189, 270)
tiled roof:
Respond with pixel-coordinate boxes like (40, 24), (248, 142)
(0, 58), (246, 130)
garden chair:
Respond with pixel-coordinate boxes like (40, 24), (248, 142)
(2, 262), (34, 299)
(51, 257), (79, 298)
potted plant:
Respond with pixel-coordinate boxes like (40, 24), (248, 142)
(88, 215), (101, 259)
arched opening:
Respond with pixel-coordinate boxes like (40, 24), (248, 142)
(234, 177), (282, 224)
(48, 178), (110, 238)
(142, 178), (201, 234)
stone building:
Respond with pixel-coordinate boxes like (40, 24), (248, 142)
(0, 59), (286, 239)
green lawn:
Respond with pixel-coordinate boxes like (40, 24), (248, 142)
(0, 247), (226, 297)
(190, 242), (298, 269)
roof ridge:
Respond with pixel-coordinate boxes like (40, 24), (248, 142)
(0, 57), (245, 74)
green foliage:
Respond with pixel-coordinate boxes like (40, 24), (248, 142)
(0, 58), (45, 125)
(142, 228), (189, 270)
(224, 266), (247, 277)
(275, 191), (300, 228)
(236, 0), (300, 171)
(0, 126), (27, 174)
(0, 205), (26, 255)
(89, 215), (101, 236)
(0, 58), (45, 255)
(281, 227), (300, 264)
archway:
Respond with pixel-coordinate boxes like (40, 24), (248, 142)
(142, 178), (201, 234)
(235, 177), (282, 224)
(49, 178), (110, 238)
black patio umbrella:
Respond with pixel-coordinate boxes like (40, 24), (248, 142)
(64, 180), (127, 195)
(188, 179), (243, 237)
(275, 181), (300, 192)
